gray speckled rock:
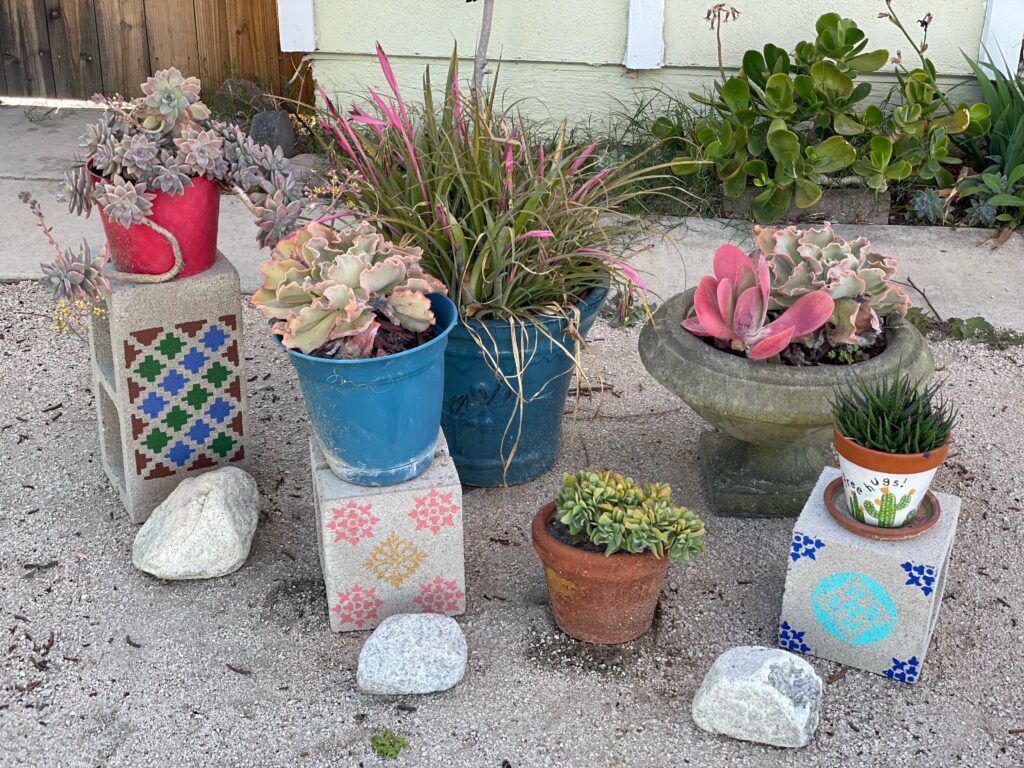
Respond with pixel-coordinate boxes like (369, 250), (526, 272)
(691, 646), (823, 748)
(356, 614), (467, 695)
(132, 467), (258, 580)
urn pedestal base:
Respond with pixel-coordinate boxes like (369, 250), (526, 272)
(699, 432), (833, 517)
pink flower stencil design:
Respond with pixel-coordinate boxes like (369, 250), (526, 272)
(414, 576), (465, 615)
(331, 584), (384, 628)
(326, 500), (378, 545)
(407, 488), (459, 535)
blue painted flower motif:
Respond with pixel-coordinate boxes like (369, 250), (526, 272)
(790, 531), (826, 561)
(159, 369), (187, 396)
(181, 347), (209, 374)
(778, 620), (811, 653)
(140, 391), (168, 419)
(207, 397), (234, 424)
(166, 440), (194, 467)
(884, 655), (920, 683)
(200, 324), (227, 352)
(901, 561), (937, 596)
(186, 419), (213, 446)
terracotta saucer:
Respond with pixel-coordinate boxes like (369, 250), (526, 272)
(823, 477), (941, 541)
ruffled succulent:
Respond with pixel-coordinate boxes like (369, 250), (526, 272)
(96, 176), (155, 228)
(755, 224), (911, 346)
(251, 221), (447, 357)
(554, 470), (705, 562)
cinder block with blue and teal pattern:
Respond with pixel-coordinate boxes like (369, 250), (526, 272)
(778, 468), (960, 684)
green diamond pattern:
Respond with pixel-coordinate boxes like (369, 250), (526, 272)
(162, 405), (189, 432)
(157, 333), (185, 359)
(144, 428), (170, 453)
(210, 432), (235, 458)
(184, 384), (211, 410)
(204, 361), (231, 388)
(136, 355), (164, 383)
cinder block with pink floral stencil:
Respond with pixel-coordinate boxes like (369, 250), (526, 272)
(310, 432), (466, 632)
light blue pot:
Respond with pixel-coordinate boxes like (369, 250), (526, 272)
(285, 293), (457, 485)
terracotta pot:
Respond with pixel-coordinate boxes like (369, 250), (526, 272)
(833, 425), (950, 528)
(531, 502), (669, 644)
(89, 166), (220, 278)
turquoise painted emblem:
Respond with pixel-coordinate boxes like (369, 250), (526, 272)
(810, 572), (897, 645)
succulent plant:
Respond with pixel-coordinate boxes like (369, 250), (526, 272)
(554, 470), (705, 562)
(832, 372), (957, 455)
(963, 195), (997, 228)
(909, 187), (946, 224)
(59, 68), (306, 249)
(251, 221), (447, 357)
(682, 244), (835, 359)
(754, 224), (911, 346)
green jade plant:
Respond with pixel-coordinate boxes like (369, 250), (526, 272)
(251, 221), (446, 358)
(669, 12), (983, 223)
(554, 470), (705, 561)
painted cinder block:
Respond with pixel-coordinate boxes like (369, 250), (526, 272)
(311, 433), (466, 632)
(779, 468), (960, 684)
(89, 253), (248, 523)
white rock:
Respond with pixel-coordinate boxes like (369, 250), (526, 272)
(691, 646), (823, 748)
(356, 614), (467, 695)
(132, 467), (259, 580)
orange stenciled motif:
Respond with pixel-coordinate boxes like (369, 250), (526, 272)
(326, 500), (379, 545)
(362, 533), (428, 588)
(408, 488), (460, 534)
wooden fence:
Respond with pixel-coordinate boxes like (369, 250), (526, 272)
(0, 0), (309, 101)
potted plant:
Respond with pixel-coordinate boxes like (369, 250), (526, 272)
(313, 47), (666, 486)
(61, 68), (304, 281)
(639, 224), (933, 516)
(832, 373), (957, 527)
(252, 221), (456, 485)
(531, 470), (705, 644)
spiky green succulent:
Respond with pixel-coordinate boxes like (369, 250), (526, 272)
(833, 372), (957, 455)
(554, 470), (705, 562)
(251, 221), (446, 358)
(756, 223), (911, 346)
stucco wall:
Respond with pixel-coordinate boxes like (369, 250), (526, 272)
(309, 0), (988, 124)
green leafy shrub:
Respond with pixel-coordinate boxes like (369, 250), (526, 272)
(554, 470), (705, 562)
(669, 13), (980, 223)
(832, 373), (957, 454)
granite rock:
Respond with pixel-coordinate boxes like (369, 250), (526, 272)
(356, 614), (467, 695)
(691, 646), (823, 748)
(132, 467), (259, 579)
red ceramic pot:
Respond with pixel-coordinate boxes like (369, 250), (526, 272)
(90, 167), (220, 278)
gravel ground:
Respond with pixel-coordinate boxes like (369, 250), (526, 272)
(1, 281), (1022, 768)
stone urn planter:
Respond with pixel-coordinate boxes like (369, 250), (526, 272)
(638, 288), (933, 517)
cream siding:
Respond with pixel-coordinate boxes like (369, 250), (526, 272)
(307, 1), (996, 122)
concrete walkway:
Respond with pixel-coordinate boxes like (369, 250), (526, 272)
(2, 105), (1024, 328)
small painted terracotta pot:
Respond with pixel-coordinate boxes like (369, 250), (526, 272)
(833, 425), (950, 528)
(531, 503), (669, 644)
